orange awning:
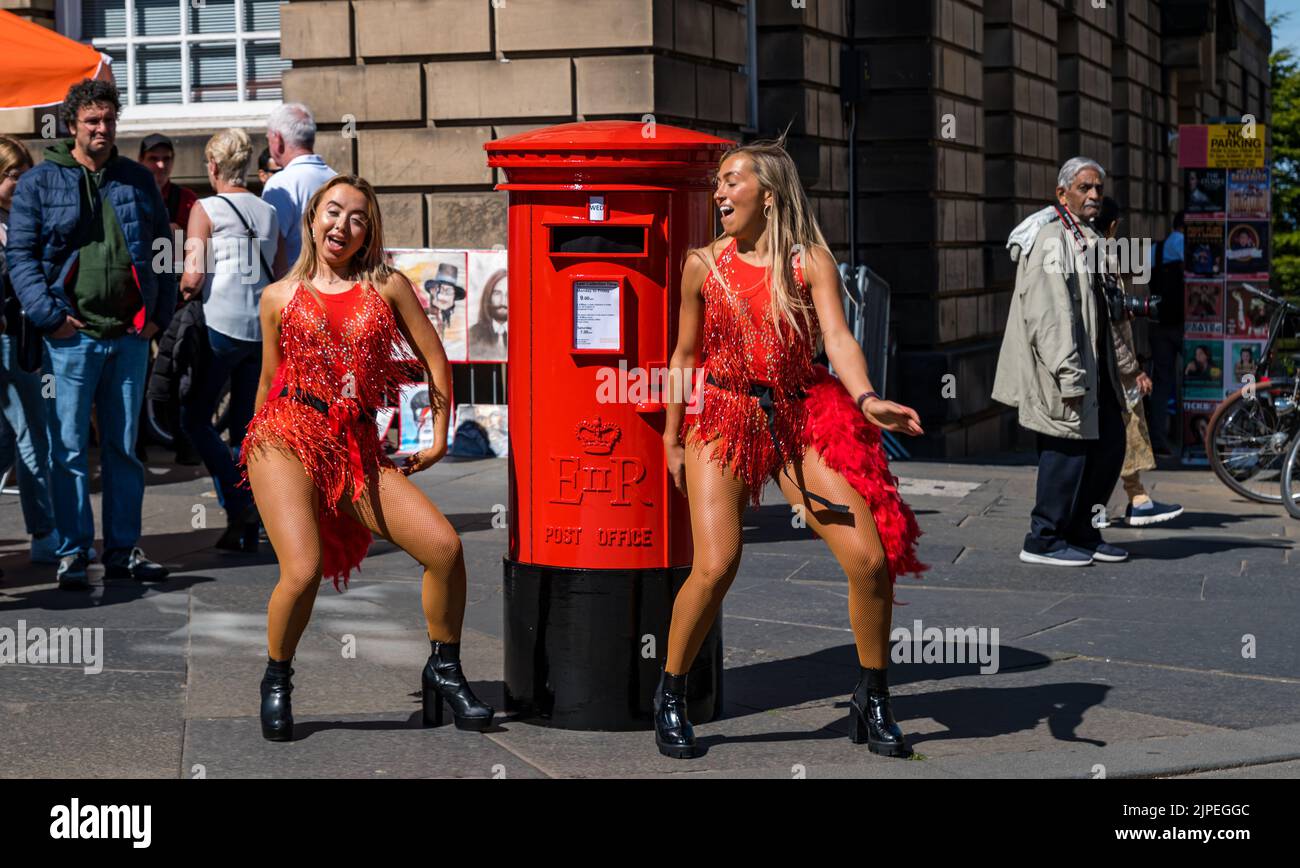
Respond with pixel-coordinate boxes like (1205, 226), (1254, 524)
(0, 9), (113, 110)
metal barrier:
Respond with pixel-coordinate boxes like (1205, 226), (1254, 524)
(836, 262), (890, 392)
(836, 262), (909, 459)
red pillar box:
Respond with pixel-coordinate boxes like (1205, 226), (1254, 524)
(485, 121), (731, 730)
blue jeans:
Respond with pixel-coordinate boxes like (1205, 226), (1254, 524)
(43, 330), (150, 558)
(179, 326), (261, 517)
(0, 333), (54, 536)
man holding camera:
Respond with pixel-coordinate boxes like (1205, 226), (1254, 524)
(993, 157), (1129, 567)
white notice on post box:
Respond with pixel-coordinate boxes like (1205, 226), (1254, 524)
(573, 280), (620, 351)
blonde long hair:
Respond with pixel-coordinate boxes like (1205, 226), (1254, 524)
(289, 173), (393, 286)
(695, 135), (832, 349)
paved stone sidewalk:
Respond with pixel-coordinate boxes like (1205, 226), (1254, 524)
(1, 450), (1297, 778)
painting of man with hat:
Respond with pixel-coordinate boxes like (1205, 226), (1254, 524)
(387, 249), (468, 360)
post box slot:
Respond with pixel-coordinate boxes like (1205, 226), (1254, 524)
(549, 225), (646, 256)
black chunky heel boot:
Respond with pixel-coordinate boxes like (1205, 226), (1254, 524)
(653, 667), (700, 759)
(260, 657), (294, 742)
(848, 667), (911, 757)
(421, 641), (494, 731)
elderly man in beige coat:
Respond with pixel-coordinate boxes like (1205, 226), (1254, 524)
(992, 157), (1129, 567)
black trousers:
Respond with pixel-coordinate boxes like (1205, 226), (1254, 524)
(1024, 370), (1127, 554)
(1147, 321), (1182, 451)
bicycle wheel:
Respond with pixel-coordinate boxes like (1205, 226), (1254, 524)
(1206, 379), (1300, 503)
(1282, 432), (1300, 519)
(143, 394), (176, 448)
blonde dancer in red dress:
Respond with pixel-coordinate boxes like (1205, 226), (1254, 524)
(240, 174), (493, 741)
(657, 140), (927, 759)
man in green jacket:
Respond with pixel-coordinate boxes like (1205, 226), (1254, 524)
(5, 80), (174, 589)
(992, 157), (1128, 567)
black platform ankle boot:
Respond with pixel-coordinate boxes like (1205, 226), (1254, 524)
(848, 667), (911, 757)
(653, 667), (700, 759)
(422, 641), (494, 731)
(260, 657), (294, 742)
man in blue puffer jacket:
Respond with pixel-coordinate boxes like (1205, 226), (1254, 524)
(4, 79), (175, 589)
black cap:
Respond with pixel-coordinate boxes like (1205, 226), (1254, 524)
(138, 133), (174, 157)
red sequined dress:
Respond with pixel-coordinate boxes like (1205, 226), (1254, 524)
(240, 280), (412, 588)
(679, 238), (927, 582)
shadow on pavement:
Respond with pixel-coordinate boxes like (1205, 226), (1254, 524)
(0, 527), (263, 594)
(0, 573), (215, 612)
(893, 683), (1109, 748)
(714, 643), (1104, 748)
(1118, 535), (1290, 560)
(1164, 510), (1287, 529)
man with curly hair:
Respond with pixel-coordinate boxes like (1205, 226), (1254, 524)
(3, 79), (176, 590)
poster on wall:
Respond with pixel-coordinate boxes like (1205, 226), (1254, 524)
(388, 249), (469, 361)
(1225, 340), (1265, 397)
(1184, 221), (1225, 277)
(375, 407), (397, 443)
(466, 249), (508, 362)
(1183, 280), (1224, 336)
(1224, 221), (1270, 279)
(1178, 122), (1271, 464)
(1183, 168), (1226, 218)
(1227, 168), (1270, 218)
(452, 404), (509, 458)
(1178, 123), (1268, 169)
(397, 382), (437, 454)
(1224, 281), (1272, 338)
(1181, 339), (1224, 400)
(1181, 399), (1218, 465)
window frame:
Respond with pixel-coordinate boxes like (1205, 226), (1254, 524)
(58, 0), (285, 128)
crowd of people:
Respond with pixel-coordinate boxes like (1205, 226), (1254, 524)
(0, 78), (335, 589)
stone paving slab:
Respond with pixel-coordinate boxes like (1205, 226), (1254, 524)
(182, 714), (548, 779)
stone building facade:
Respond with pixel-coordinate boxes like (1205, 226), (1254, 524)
(0, 0), (1274, 456)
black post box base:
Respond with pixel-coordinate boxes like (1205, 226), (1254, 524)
(502, 557), (723, 731)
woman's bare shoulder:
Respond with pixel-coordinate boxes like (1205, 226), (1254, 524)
(684, 238), (727, 277)
(259, 278), (299, 317)
(375, 268), (415, 300)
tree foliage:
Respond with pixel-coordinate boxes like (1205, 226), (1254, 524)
(1270, 14), (1299, 297)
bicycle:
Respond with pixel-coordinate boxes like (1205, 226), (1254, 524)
(1282, 423), (1300, 518)
(1205, 284), (1300, 504)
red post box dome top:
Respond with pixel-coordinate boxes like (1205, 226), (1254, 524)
(485, 120), (734, 189)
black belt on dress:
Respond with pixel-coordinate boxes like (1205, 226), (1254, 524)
(279, 386), (379, 420)
(704, 372), (850, 514)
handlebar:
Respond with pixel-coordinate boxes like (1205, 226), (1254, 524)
(1238, 282), (1292, 311)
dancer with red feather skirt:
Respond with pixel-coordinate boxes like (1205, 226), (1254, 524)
(657, 138), (927, 759)
(240, 174), (492, 741)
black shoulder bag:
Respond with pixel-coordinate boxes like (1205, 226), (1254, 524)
(214, 194), (275, 284)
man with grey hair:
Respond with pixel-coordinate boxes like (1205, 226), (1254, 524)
(992, 156), (1128, 567)
(262, 103), (335, 272)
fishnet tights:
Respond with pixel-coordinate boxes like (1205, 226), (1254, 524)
(664, 437), (893, 673)
(248, 447), (466, 661)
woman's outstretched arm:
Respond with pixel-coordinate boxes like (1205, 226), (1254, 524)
(807, 245), (923, 436)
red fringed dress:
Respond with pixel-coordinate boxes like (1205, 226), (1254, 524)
(240, 280), (412, 589)
(678, 239), (927, 582)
